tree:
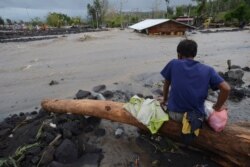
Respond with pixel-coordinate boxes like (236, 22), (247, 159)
(6, 18), (12, 25)
(31, 17), (43, 26)
(46, 12), (71, 27)
(165, 0), (170, 18)
(0, 17), (4, 25)
(87, 0), (109, 28)
(225, 2), (250, 22)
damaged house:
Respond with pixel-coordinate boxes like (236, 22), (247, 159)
(129, 19), (195, 36)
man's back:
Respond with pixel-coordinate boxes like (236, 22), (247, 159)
(161, 58), (223, 116)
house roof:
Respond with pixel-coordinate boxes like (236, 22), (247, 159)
(129, 19), (196, 31)
(129, 19), (170, 31)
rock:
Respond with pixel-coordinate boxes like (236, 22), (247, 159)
(27, 146), (41, 155)
(227, 69), (244, 80)
(41, 132), (56, 144)
(31, 111), (38, 115)
(145, 95), (154, 99)
(102, 90), (114, 99)
(230, 88), (245, 101)
(58, 121), (82, 136)
(75, 90), (91, 99)
(83, 144), (102, 153)
(0, 128), (11, 137)
(63, 129), (72, 139)
(31, 156), (40, 164)
(242, 66), (250, 72)
(49, 80), (59, 86)
(39, 146), (55, 166)
(86, 117), (101, 127)
(55, 139), (78, 163)
(151, 88), (163, 96)
(230, 65), (241, 69)
(94, 128), (106, 137)
(115, 127), (124, 138)
(92, 85), (106, 92)
(136, 93), (144, 98)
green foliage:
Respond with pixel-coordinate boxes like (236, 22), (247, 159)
(70, 16), (82, 26)
(225, 2), (250, 22)
(31, 17), (43, 26)
(0, 17), (4, 25)
(46, 12), (71, 27)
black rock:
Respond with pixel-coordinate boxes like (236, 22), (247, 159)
(41, 132), (56, 144)
(63, 129), (72, 139)
(84, 125), (94, 133)
(94, 128), (106, 137)
(31, 111), (38, 115)
(58, 121), (82, 136)
(27, 146), (41, 155)
(145, 95), (154, 99)
(152, 88), (163, 96)
(230, 65), (241, 69)
(83, 144), (102, 153)
(39, 146), (55, 166)
(87, 95), (98, 100)
(136, 93), (144, 98)
(86, 117), (101, 127)
(75, 90), (91, 99)
(229, 88), (245, 101)
(102, 90), (114, 99)
(49, 80), (59, 86)
(55, 139), (78, 163)
(31, 156), (40, 164)
(19, 112), (25, 116)
(93, 85), (106, 92)
(242, 66), (250, 72)
(0, 128), (11, 137)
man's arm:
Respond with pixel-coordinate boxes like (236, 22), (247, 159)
(161, 80), (171, 105)
(213, 81), (231, 111)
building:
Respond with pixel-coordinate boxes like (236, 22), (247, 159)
(129, 19), (195, 36)
(176, 16), (194, 26)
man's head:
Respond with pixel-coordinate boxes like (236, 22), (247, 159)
(177, 39), (197, 59)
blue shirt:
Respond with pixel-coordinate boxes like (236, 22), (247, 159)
(161, 59), (224, 116)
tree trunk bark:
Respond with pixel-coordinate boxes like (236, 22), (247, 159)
(41, 99), (250, 167)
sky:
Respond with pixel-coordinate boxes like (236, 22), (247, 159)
(0, 0), (194, 21)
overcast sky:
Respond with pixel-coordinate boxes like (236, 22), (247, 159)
(0, 0), (194, 21)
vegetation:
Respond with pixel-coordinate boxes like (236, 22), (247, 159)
(0, 17), (4, 25)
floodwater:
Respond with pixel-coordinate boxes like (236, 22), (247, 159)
(0, 28), (249, 122)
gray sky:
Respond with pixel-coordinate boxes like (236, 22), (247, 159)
(0, 0), (194, 21)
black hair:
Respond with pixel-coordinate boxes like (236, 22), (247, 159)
(177, 39), (198, 58)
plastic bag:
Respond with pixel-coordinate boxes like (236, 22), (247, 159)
(204, 100), (228, 132)
(207, 109), (228, 132)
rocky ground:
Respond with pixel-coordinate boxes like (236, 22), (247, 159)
(0, 65), (249, 167)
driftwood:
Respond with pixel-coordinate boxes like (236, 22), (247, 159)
(41, 99), (250, 167)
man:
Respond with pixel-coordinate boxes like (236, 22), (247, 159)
(160, 39), (230, 122)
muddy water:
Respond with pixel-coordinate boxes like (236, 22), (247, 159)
(0, 28), (249, 122)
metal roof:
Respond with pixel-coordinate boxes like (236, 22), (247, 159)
(129, 19), (170, 31)
(129, 19), (196, 31)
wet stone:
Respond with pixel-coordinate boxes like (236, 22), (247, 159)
(86, 116), (101, 127)
(94, 128), (106, 137)
(75, 90), (91, 99)
(31, 156), (40, 164)
(39, 146), (55, 166)
(63, 129), (72, 139)
(242, 66), (250, 72)
(93, 84), (106, 92)
(102, 90), (114, 99)
(152, 88), (163, 96)
(55, 139), (78, 163)
(49, 80), (59, 86)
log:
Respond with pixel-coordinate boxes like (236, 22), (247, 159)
(41, 99), (250, 167)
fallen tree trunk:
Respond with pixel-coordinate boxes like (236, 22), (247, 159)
(41, 99), (250, 167)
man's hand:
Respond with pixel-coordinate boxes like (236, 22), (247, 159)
(213, 81), (230, 112)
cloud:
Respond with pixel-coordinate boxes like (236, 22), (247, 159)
(0, 0), (194, 21)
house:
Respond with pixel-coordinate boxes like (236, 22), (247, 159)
(129, 19), (195, 36)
